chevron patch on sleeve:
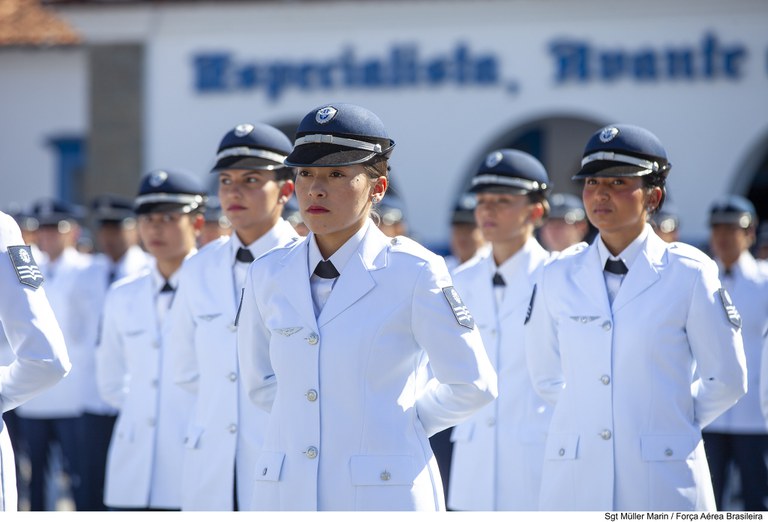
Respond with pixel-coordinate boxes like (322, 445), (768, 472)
(8, 245), (44, 289)
(442, 286), (475, 329)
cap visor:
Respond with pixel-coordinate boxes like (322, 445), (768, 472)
(284, 144), (377, 167)
(468, 184), (529, 195)
(135, 202), (197, 215)
(572, 160), (650, 179)
(212, 156), (283, 172)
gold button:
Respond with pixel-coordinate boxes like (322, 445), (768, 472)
(600, 430), (612, 440)
(602, 321), (612, 331)
(228, 423), (237, 434)
(228, 372), (237, 382)
(600, 375), (611, 385)
(306, 389), (318, 402)
(664, 448), (673, 457)
(307, 333), (319, 345)
(305, 446), (318, 459)
(380, 470), (391, 481)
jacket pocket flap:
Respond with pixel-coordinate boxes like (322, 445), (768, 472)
(350, 455), (415, 486)
(544, 432), (579, 460)
(640, 435), (699, 461)
(255, 451), (285, 482)
(183, 425), (204, 449)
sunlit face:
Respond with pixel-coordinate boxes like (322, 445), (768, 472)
(538, 218), (588, 252)
(218, 169), (287, 237)
(137, 211), (198, 263)
(582, 176), (652, 240)
(474, 192), (536, 245)
(710, 224), (752, 265)
(36, 222), (78, 260)
(450, 223), (485, 264)
(295, 165), (383, 248)
(96, 222), (138, 261)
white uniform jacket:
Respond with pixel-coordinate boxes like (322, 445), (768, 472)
(525, 228), (747, 511)
(237, 222), (497, 511)
(0, 212), (71, 511)
(75, 245), (151, 415)
(448, 238), (553, 510)
(705, 251), (768, 433)
(165, 219), (299, 511)
(96, 266), (193, 509)
(16, 246), (91, 419)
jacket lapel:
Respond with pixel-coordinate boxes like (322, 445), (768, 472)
(611, 232), (664, 313)
(317, 226), (388, 327)
(272, 240), (318, 330)
(573, 241), (612, 314)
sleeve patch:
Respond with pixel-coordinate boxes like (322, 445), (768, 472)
(718, 287), (742, 329)
(8, 245), (44, 289)
(442, 286), (475, 329)
(524, 284), (537, 325)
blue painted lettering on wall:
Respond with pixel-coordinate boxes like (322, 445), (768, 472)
(192, 33), (751, 99)
(550, 32), (747, 83)
(193, 43), (505, 101)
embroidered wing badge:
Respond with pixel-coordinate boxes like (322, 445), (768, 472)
(718, 288), (742, 329)
(442, 286), (475, 329)
(8, 245), (44, 289)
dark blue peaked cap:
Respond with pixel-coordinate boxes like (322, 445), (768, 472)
(469, 149), (550, 195)
(212, 122), (293, 172)
(30, 197), (87, 226)
(285, 103), (395, 167)
(134, 169), (207, 215)
(574, 124), (671, 179)
(90, 194), (135, 224)
(548, 193), (586, 223)
(709, 195), (755, 228)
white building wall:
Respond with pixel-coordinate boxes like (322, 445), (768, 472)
(0, 48), (87, 208)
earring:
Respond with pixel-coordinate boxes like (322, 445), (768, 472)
(372, 195), (380, 204)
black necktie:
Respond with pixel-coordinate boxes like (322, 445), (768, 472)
(236, 247), (254, 263)
(160, 281), (175, 293)
(314, 260), (340, 279)
(604, 259), (628, 275)
(492, 273), (506, 287)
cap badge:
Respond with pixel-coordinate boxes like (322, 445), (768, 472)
(485, 151), (503, 168)
(599, 127), (620, 143)
(315, 106), (338, 125)
(234, 123), (254, 137)
(149, 170), (168, 187)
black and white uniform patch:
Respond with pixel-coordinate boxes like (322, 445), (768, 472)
(524, 284), (537, 325)
(442, 286), (475, 329)
(718, 287), (742, 329)
(8, 245), (44, 289)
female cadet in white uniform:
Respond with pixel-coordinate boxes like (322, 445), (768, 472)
(524, 124), (748, 511)
(164, 123), (298, 511)
(96, 170), (205, 510)
(447, 149), (553, 511)
(237, 103), (498, 511)
(0, 210), (71, 511)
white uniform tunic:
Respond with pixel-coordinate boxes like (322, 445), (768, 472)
(448, 237), (553, 510)
(0, 212), (71, 511)
(705, 251), (768, 433)
(96, 261), (193, 509)
(237, 220), (497, 511)
(525, 225), (747, 511)
(165, 218), (298, 510)
(15, 246), (90, 419)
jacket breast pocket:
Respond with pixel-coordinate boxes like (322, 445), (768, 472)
(254, 451), (285, 482)
(641, 434), (699, 461)
(350, 455), (415, 486)
(544, 432), (579, 460)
